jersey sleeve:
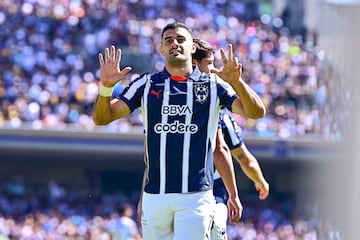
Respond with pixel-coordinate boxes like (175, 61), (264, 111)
(215, 76), (237, 111)
(219, 109), (243, 150)
(118, 73), (149, 113)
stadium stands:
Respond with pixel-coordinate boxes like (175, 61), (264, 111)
(0, 0), (350, 239)
(0, 0), (344, 140)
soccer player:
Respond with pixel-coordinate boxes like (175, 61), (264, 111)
(107, 203), (142, 240)
(93, 22), (266, 240)
(192, 38), (270, 240)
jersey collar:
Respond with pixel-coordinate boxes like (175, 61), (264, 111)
(160, 66), (203, 82)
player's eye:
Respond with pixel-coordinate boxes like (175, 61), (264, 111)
(164, 38), (173, 44)
(176, 37), (185, 43)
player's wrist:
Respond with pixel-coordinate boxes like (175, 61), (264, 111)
(228, 77), (243, 87)
(99, 84), (113, 97)
(227, 190), (239, 198)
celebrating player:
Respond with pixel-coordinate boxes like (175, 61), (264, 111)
(93, 22), (266, 240)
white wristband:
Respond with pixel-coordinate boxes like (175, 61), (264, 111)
(99, 85), (113, 97)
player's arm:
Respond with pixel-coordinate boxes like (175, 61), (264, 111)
(230, 84), (265, 120)
(231, 144), (269, 200)
(137, 135), (148, 223)
(93, 45), (132, 125)
(213, 129), (243, 223)
(93, 97), (131, 125)
(211, 44), (266, 119)
(137, 165), (147, 223)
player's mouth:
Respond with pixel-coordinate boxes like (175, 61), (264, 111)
(170, 49), (182, 55)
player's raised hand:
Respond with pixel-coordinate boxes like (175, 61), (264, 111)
(255, 180), (269, 200)
(227, 195), (243, 223)
(98, 45), (132, 87)
(210, 44), (242, 85)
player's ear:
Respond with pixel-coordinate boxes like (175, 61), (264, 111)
(158, 44), (164, 55)
(191, 42), (196, 54)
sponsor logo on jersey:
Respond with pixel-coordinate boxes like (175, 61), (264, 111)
(150, 89), (162, 99)
(161, 105), (192, 116)
(155, 105), (198, 134)
(154, 120), (198, 134)
(170, 86), (187, 96)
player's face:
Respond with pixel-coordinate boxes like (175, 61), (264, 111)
(195, 52), (215, 73)
(160, 28), (196, 64)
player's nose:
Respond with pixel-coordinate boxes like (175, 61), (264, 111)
(171, 39), (180, 48)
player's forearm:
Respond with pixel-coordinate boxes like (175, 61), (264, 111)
(140, 165), (147, 197)
(216, 166), (238, 197)
(232, 146), (266, 185)
(92, 96), (114, 125)
(240, 160), (266, 185)
(93, 96), (131, 125)
(214, 147), (238, 196)
(138, 137), (148, 222)
(137, 166), (147, 222)
(230, 79), (266, 119)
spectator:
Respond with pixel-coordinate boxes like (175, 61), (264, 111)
(0, 175), (340, 239)
(0, 1), (346, 140)
(108, 203), (142, 240)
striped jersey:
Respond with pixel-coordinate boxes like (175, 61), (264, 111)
(119, 66), (237, 194)
(218, 109), (243, 151)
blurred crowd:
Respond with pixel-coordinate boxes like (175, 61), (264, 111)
(0, 176), (340, 240)
(0, 0), (345, 140)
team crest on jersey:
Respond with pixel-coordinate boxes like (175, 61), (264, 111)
(194, 83), (209, 104)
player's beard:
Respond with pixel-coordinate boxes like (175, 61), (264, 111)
(167, 55), (189, 68)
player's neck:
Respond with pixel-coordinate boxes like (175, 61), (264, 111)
(165, 62), (193, 78)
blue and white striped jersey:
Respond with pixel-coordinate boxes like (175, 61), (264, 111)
(118, 67), (237, 194)
(218, 109), (243, 150)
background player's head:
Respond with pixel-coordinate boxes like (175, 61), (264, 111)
(117, 203), (134, 217)
(192, 38), (216, 73)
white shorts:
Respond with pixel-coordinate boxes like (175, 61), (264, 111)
(211, 202), (228, 240)
(141, 190), (215, 240)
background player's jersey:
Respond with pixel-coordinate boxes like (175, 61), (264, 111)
(118, 67), (237, 194)
(218, 109), (243, 150)
(214, 109), (244, 204)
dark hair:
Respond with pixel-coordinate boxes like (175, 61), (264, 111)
(161, 22), (192, 38)
(117, 203), (132, 215)
(192, 38), (216, 61)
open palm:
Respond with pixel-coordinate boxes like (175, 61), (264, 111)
(210, 44), (242, 85)
(98, 45), (132, 87)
